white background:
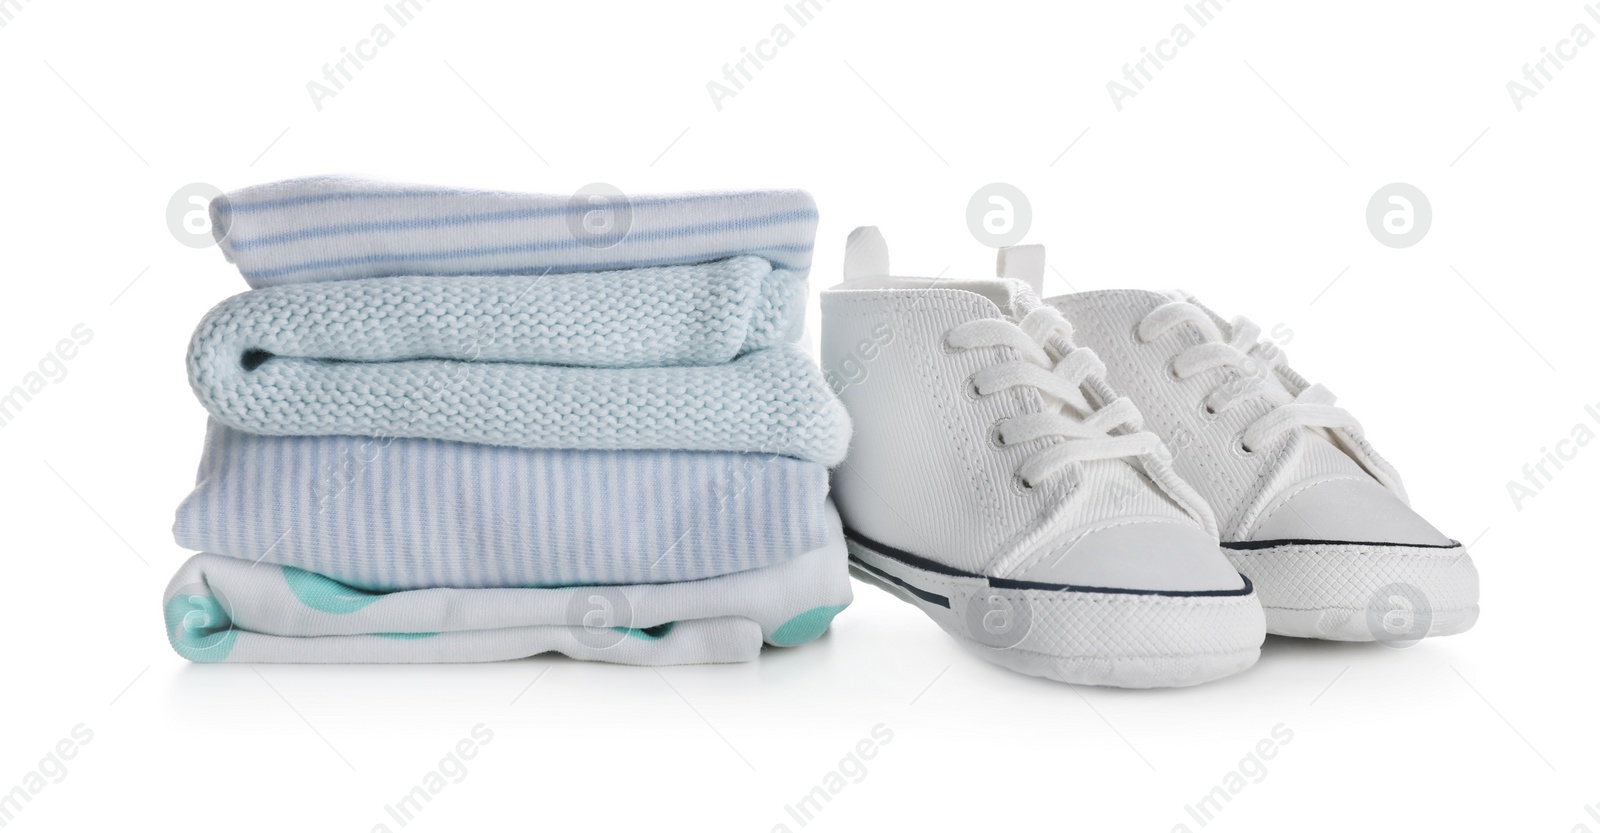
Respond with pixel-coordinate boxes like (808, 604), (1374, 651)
(1, 1), (1595, 830)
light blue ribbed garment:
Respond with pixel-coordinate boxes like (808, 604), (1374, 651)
(174, 421), (833, 591)
(211, 176), (819, 287)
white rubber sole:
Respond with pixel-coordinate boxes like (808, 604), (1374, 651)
(847, 537), (1266, 689)
(1223, 540), (1480, 642)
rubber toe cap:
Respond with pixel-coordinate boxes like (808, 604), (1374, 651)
(1246, 477), (1453, 547)
(1014, 521), (1246, 593)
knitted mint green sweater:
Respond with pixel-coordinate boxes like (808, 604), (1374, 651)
(187, 257), (849, 464)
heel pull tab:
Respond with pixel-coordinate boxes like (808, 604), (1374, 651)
(996, 244), (1046, 296)
(844, 226), (890, 281)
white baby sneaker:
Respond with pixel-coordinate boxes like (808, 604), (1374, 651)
(821, 228), (1265, 688)
(1042, 276), (1480, 643)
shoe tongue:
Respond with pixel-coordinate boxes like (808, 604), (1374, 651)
(924, 278), (1041, 321)
(996, 245), (1046, 296)
(1164, 290), (1236, 338)
(838, 227), (1046, 321)
(1171, 294), (1298, 405)
(1169, 295), (1375, 483)
(992, 279), (1046, 321)
(993, 244), (1047, 319)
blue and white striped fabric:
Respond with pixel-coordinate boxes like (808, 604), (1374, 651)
(211, 176), (820, 288)
(173, 421), (833, 591)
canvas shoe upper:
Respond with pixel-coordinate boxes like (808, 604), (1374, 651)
(821, 228), (1265, 687)
(1042, 280), (1480, 643)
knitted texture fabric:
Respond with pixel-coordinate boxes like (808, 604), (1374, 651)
(175, 421), (834, 590)
(162, 177), (853, 665)
(211, 176), (820, 288)
(163, 505), (852, 664)
(189, 342), (852, 465)
(189, 256), (804, 369)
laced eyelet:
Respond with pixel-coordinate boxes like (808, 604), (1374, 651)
(1199, 401), (1218, 420)
(940, 332), (962, 354)
(988, 420), (1008, 449)
(963, 375), (983, 400)
(1010, 472), (1036, 495)
(1232, 434), (1255, 457)
(1165, 359), (1182, 381)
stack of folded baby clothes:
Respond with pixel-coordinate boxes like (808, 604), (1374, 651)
(161, 176), (853, 664)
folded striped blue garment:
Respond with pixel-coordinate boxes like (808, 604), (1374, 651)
(210, 176), (819, 288)
(191, 256), (805, 369)
(175, 421), (833, 590)
(164, 504), (851, 664)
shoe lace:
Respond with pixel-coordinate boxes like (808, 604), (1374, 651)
(945, 306), (1164, 490)
(1137, 300), (1361, 455)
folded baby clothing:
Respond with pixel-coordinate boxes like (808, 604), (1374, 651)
(190, 340), (849, 464)
(163, 177), (852, 665)
(187, 251), (849, 464)
(174, 422), (834, 589)
(211, 175), (819, 287)
(189, 255), (806, 367)
(165, 510), (849, 665)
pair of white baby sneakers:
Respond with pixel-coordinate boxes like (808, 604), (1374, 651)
(821, 227), (1479, 688)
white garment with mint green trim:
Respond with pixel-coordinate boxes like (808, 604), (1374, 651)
(163, 505), (851, 664)
(211, 176), (819, 288)
(174, 421), (833, 590)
